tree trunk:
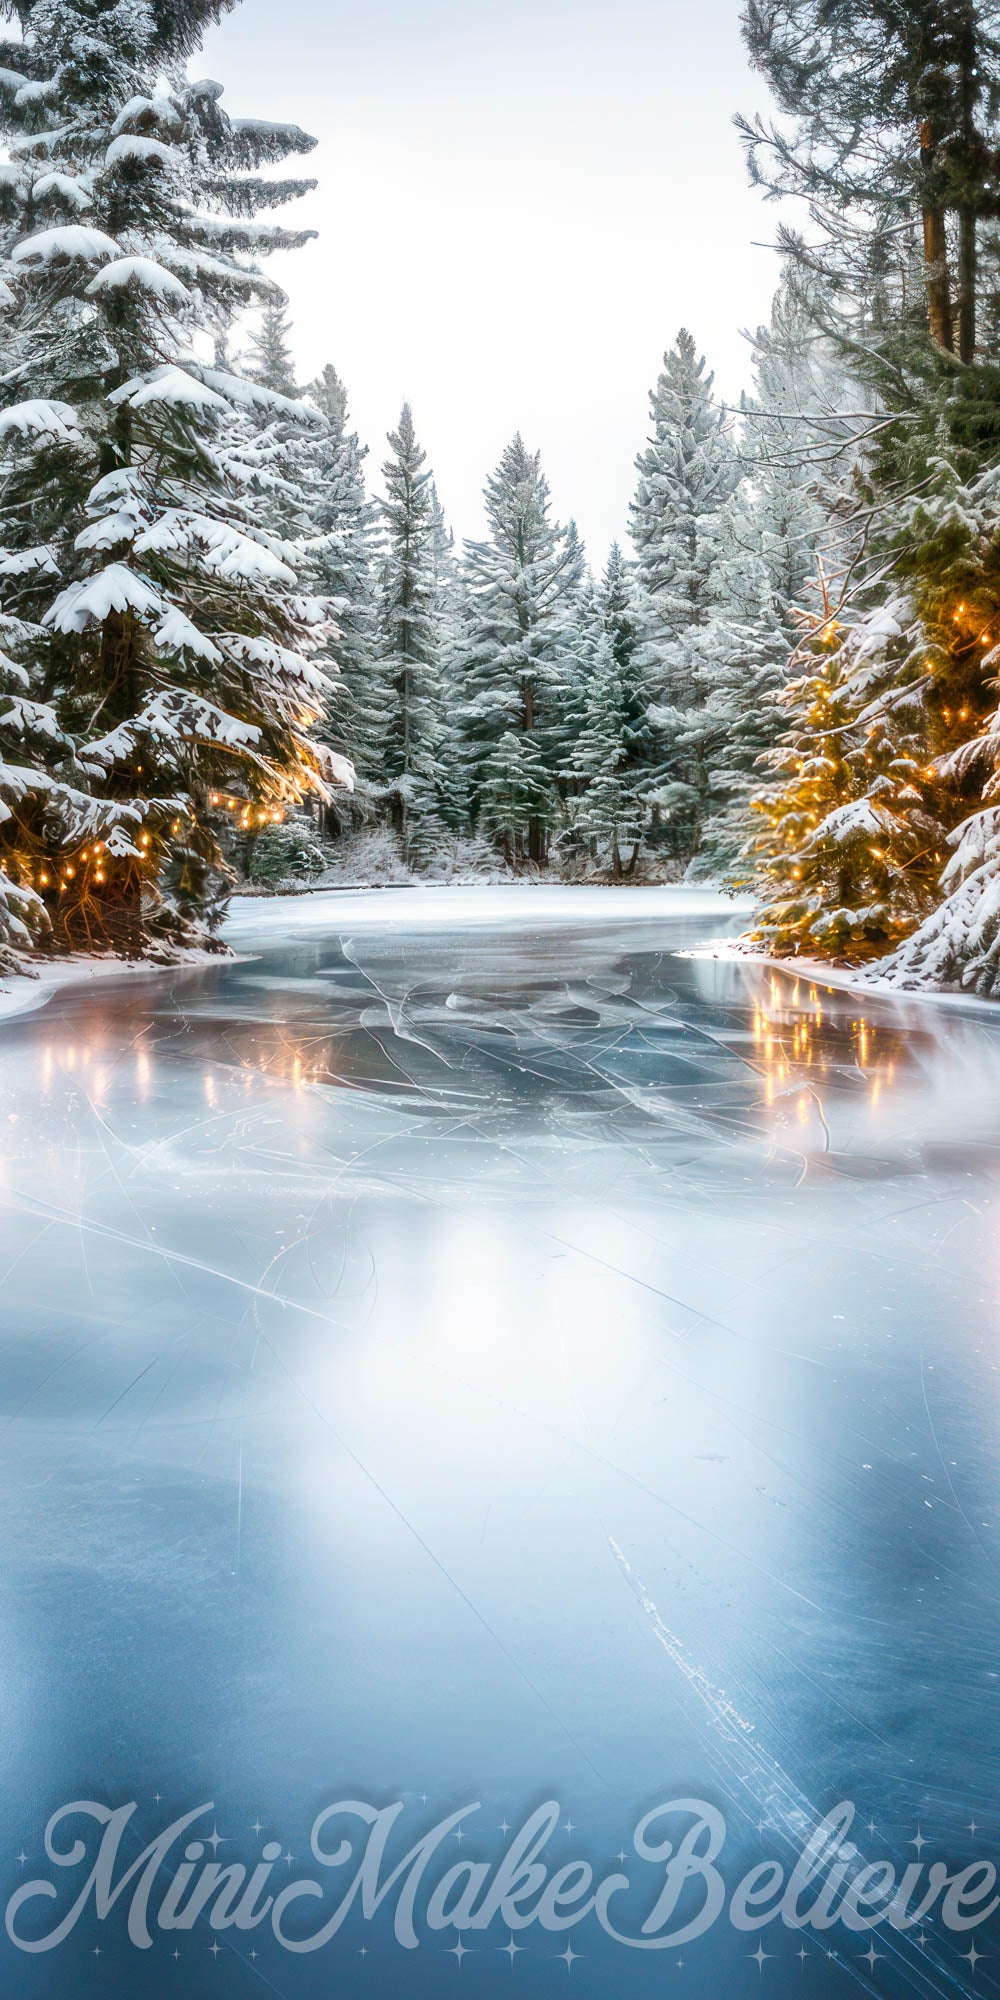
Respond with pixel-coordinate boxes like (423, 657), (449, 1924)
(958, 208), (977, 362)
(920, 121), (954, 353)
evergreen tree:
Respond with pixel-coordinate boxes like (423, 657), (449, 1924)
(601, 542), (646, 748)
(629, 330), (739, 856)
(685, 495), (791, 883)
(307, 363), (387, 815)
(740, 275), (849, 637)
(427, 478), (469, 835)
(569, 603), (647, 879)
(0, 0), (349, 954)
(460, 435), (583, 865)
(376, 404), (445, 863)
(247, 299), (299, 397)
(743, 352), (1000, 966)
(738, 0), (1000, 363)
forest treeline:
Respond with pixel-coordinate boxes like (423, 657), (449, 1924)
(4, 0), (1000, 991)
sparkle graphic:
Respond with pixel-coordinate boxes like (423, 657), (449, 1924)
(501, 1935), (523, 1961)
(557, 1940), (581, 1970)
(964, 1943), (984, 1971)
(910, 1828), (927, 1856)
(861, 1945), (881, 1972)
(449, 1938), (470, 1964)
(750, 1944), (770, 1971)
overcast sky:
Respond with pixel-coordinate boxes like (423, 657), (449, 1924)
(201, 0), (780, 562)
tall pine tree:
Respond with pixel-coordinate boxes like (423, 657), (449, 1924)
(307, 363), (386, 818)
(459, 435), (583, 866)
(629, 330), (739, 858)
(0, 0), (350, 954)
(376, 404), (445, 863)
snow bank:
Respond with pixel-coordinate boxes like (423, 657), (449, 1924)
(682, 933), (1000, 1018)
(0, 951), (216, 1028)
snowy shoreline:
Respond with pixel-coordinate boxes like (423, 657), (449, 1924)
(0, 949), (221, 1028)
(680, 933), (1000, 1018)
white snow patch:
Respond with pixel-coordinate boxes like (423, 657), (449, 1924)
(104, 134), (181, 170)
(109, 365), (229, 414)
(85, 256), (190, 303)
(31, 172), (92, 210)
(44, 564), (161, 632)
(0, 400), (82, 445)
(11, 224), (120, 265)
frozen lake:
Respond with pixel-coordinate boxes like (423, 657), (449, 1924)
(0, 884), (998, 1998)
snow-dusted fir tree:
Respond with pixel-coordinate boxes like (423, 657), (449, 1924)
(748, 583), (946, 958)
(685, 496), (790, 883)
(246, 299), (298, 397)
(569, 592), (647, 878)
(629, 330), (739, 856)
(740, 276), (847, 643)
(750, 448), (1000, 963)
(427, 477), (470, 835)
(376, 404), (445, 862)
(0, 0), (350, 953)
(307, 363), (386, 814)
(460, 435), (583, 866)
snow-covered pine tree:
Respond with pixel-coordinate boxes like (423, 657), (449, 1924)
(629, 330), (739, 858)
(427, 476), (470, 835)
(376, 404), (445, 864)
(740, 274), (848, 643)
(246, 298), (298, 397)
(684, 494), (791, 884)
(460, 435), (583, 866)
(738, 0), (1000, 365)
(748, 577), (950, 959)
(747, 411), (1000, 964)
(0, 0), (350, 955)
(307, 363), (387, 818)
(691, 275), (861, 883)
(568, 588), (646, 879)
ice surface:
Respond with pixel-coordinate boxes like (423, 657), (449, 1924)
(0, 885), (997, 1997)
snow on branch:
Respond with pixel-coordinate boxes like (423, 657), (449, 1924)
(133, 510), (297, 583)
(85, 256), (191, 304)
(11, 224), (120, 265)
(109, 365), (230, 414)
(0, 400), (83, 444)
(89, 688), (262, 766)
(103, 134), (183, 171)
(44, 564), (162, 632)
